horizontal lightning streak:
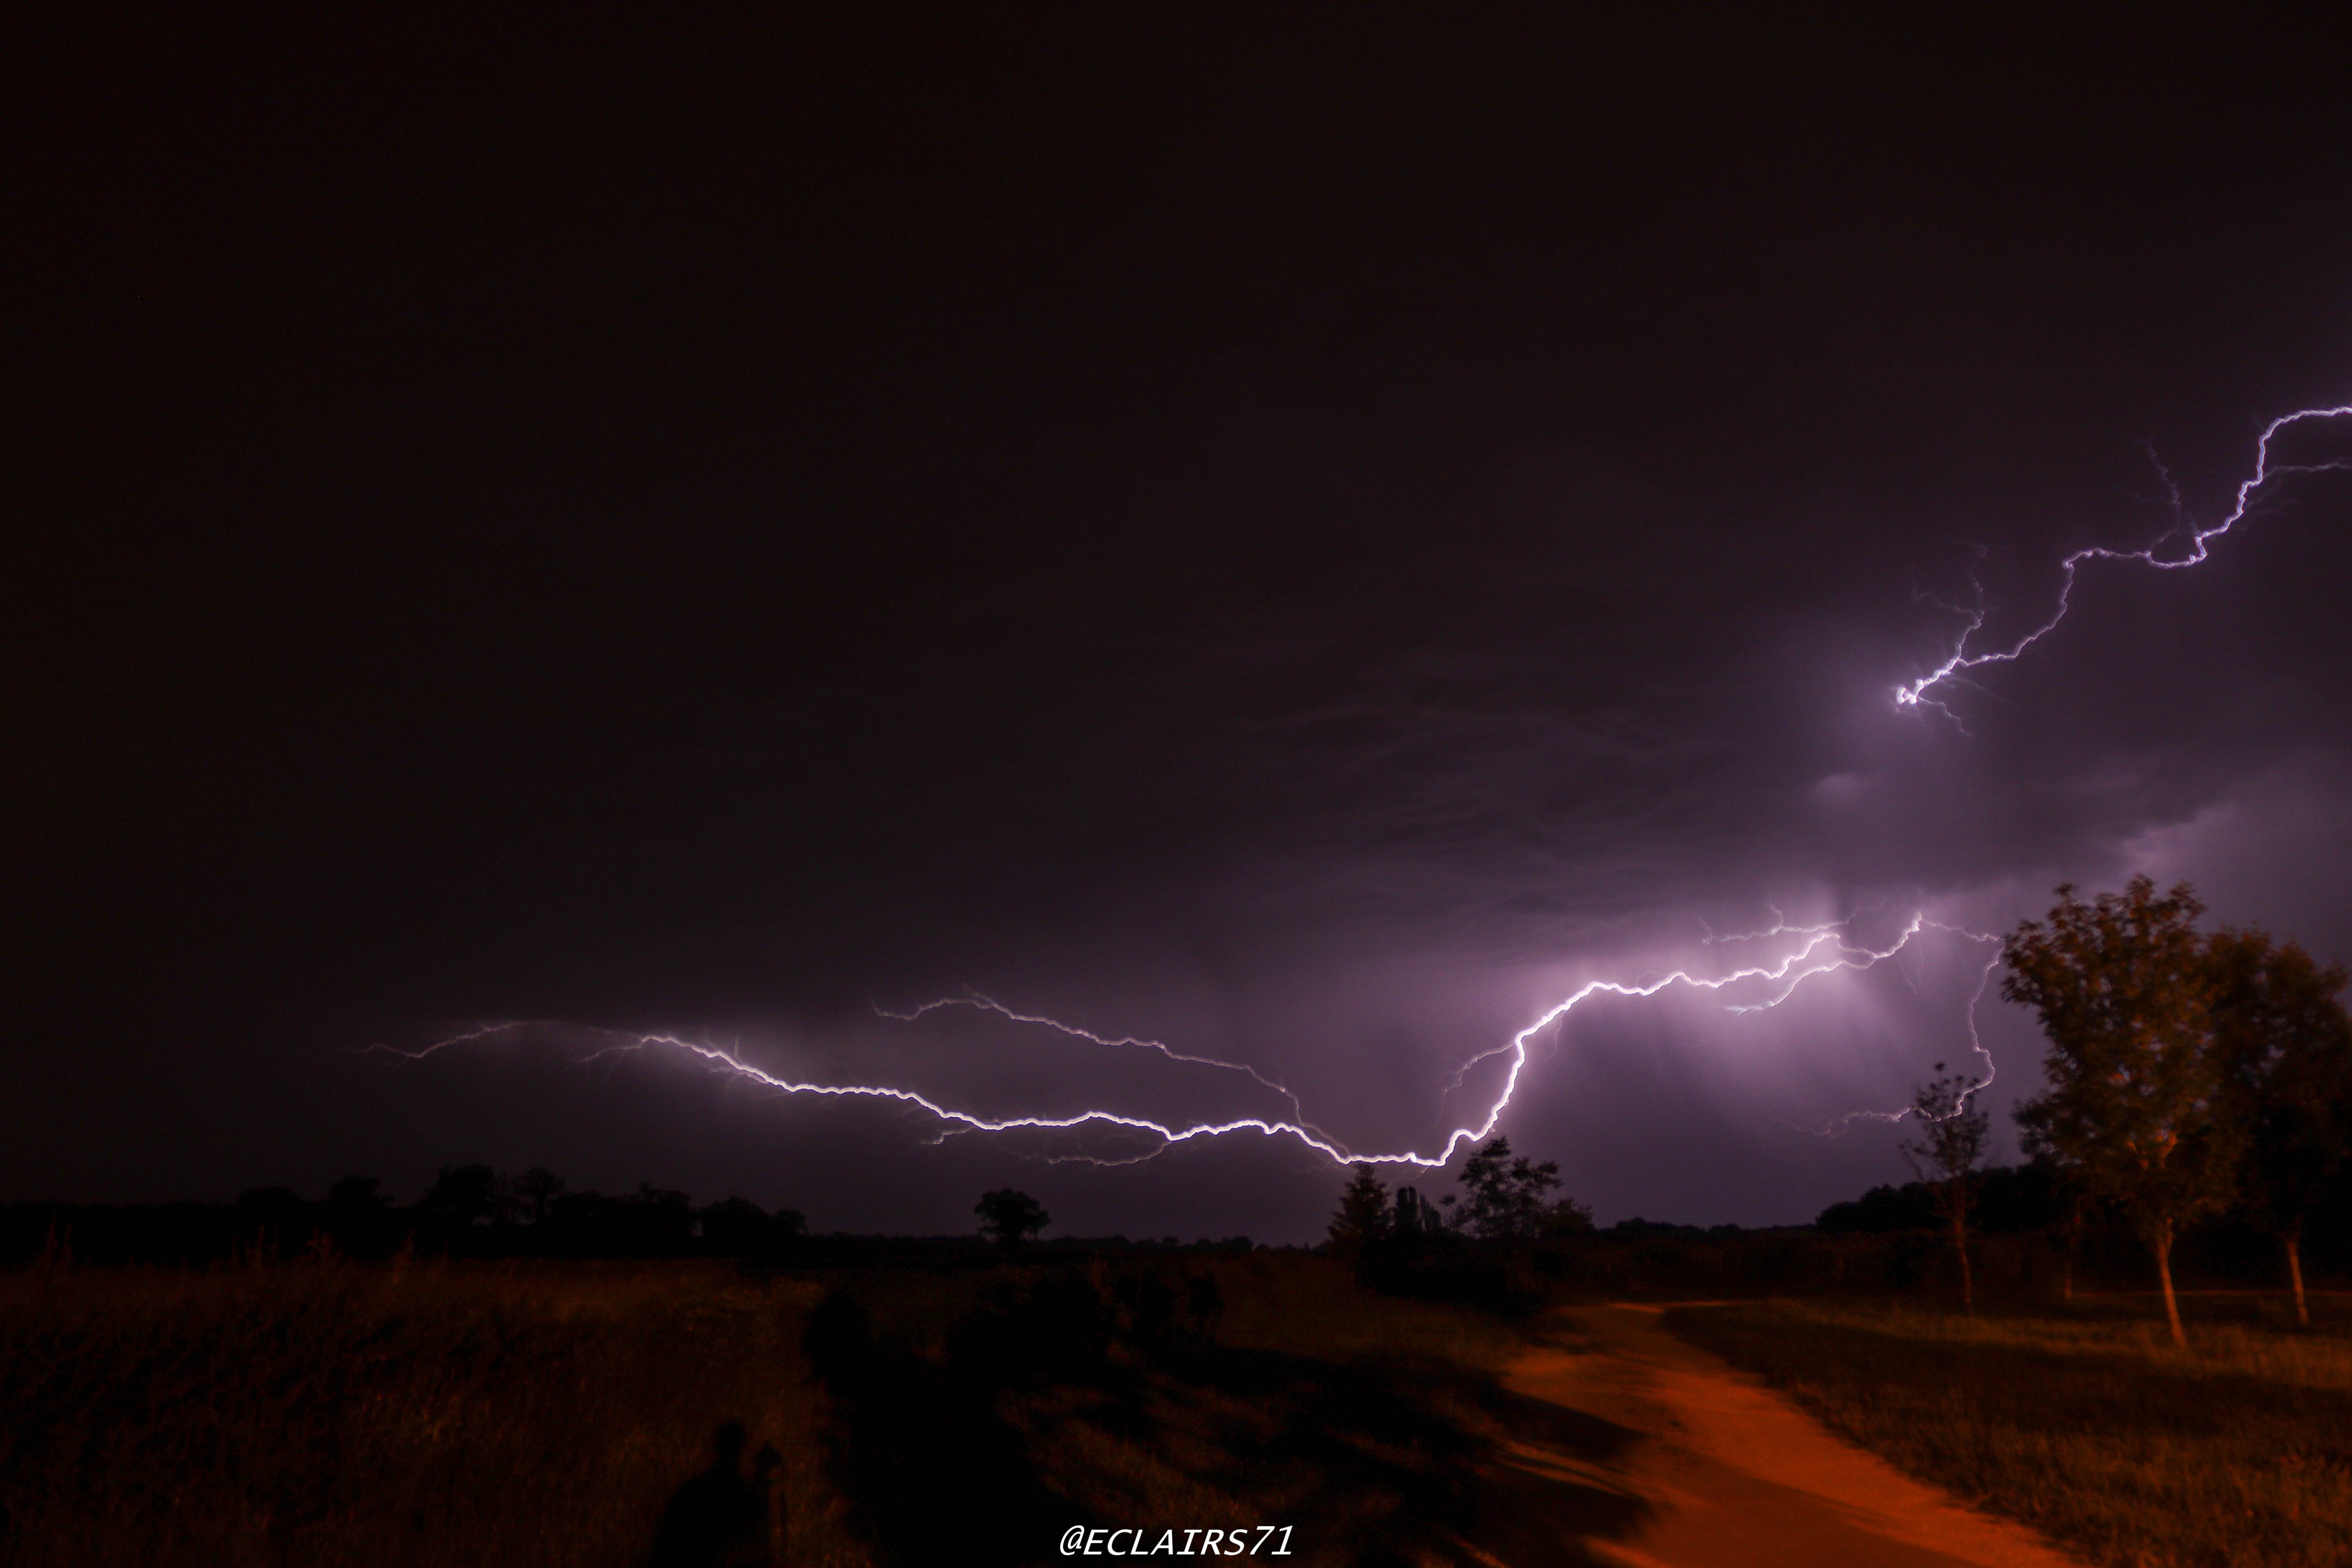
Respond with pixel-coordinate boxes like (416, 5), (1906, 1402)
(406, 915), (1991, 1169)
(383, 404), (2352, 1173)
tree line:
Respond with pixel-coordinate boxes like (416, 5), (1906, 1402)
(1904, 877), (2352, 1345)
(1323, 1134), (1597, 1258)
(4, 1165), (810, 1265)
(3, 1169), (1265, 1268)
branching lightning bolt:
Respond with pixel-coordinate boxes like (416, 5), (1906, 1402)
(1897, 404), (2352, 716)
(390, 401), (2347, 1174)
(402, 914), (1992, 1169)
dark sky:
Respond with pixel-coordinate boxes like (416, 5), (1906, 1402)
(9, 11), (2351, 1239)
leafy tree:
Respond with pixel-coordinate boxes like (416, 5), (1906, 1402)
(2007, 878), (2239, 1347)
(975, 1188), (1049, 1247)
(1899, 1062), (1990, 1314)
(2209, 926), (2352, 1327)
(1326, 1165), (1390, 1259)
(1454, 1136), (1567, 1241)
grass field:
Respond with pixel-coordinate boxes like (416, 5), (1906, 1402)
(0, 1251), (1526, 1567)
(1666, 1294), (2352, 1568)
(0, 1254), (858, 1567)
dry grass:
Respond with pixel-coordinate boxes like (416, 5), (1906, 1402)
(801, 1254), (1533, 1566)
(0, 1251), (1531, 1567)
(1202, 1252), (1521, 1372)
(0, 1254), (863, 1568)
(1666, 1295), (2352, 1568)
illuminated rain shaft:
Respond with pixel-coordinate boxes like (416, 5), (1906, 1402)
(409, 914), (1998, 1169)
(1897, 403), (2352, 718)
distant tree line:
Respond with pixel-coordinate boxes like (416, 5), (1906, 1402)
(1, 1165), (809, 1266)
(1, 1169), (1269, 1269)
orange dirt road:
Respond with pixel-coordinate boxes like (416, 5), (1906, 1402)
(1467, 1305), (2083, 1568)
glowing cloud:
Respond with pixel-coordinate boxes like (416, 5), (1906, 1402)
(1896, 404), (2352, 719)
(393, 400), (2345, 1172)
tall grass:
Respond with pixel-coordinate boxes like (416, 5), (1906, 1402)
(799, 1254), (1532, 1566)
(1195, 1252), (1523, 1370)
(1667, 1296), (2352, 1568)
(0, 1255), (863, 1568)
(1, 1251), (1532, 1567)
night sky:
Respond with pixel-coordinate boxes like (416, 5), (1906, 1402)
(10, 12), (2351, 1240)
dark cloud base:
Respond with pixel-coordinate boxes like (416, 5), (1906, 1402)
(7, 12), (2351, 1235)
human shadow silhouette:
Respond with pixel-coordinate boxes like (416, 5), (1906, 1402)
(804, 1289), (1076, 1567)
(648, 1419), (780, 1568)
(806, 1272), (1653, 1568)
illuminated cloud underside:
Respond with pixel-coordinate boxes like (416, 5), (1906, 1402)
(411, 404), (2349, 1169)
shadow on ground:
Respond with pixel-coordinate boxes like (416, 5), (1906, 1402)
(805, 1275), (1651, 1567)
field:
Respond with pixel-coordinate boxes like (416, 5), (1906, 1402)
(1668, 1294), (2352, 1568)
(20, 1242), (2352, 1567)
(0, 1250), (1526, 1568)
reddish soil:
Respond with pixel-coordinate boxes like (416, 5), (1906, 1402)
(1463, 1304), (2083, 1568)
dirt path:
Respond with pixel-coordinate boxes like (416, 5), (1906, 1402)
(1466, 1304), (2083, 1568)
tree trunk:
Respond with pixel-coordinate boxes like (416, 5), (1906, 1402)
(2056, 1209), (2087, 1307)
(2286, 1225), (2309, 1329)
(1953, 1216), (1974, 1316)
(2154, 1222), (2185, 1348)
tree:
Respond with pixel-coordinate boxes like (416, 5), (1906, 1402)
(1537, 1194), (1597, 1239)
(1899, 1062), (1990, 1314)
(975, 1188), (1049, 1247)
(1391, 1185), (1451, 1238)
(324, 1174), (393, 1256)
(326, 1174), (388, 1210)
(417, 1164), (500, 1226)
(514, 1166), (566, 1226)
(1326, 1165), (1390, 1259)
(1454, 1136), (1567, 1241)
(2006, 878), (2240, 1347)
(697, 1196), (769, 1254)
(2209, 926), (2352, 1328)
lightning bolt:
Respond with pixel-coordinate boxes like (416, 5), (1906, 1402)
(401, 914), (1991, 1169)
(388, 401), (2347, 1176)
(1897, 403), (2352, 716)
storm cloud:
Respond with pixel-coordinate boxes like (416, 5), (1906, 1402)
(9, 12), (2350, 1237)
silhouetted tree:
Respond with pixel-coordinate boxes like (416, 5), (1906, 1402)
(234, 1185), (308, 1258)
(2210, 926), (2352, 1327)
(975, 1188), (1049, 1247)
(514, 1166), (566, 1225)
(632, 1184), (696, 1254)
(1391, 1185), (1449, 1237)
(1900, 1062), (1990, 1314)
(417, 1164), (500, 1227)
(1454, 1136), (1566, 1240)
(2007, 878), (2240, 1347)
(326, 1174), (387, 1210)
(324, 1174), (392, 1256)
(1326, 1165), (1390, 1259)
(1537, 1192), (1597, 1238)
(700, 1196), (791, 1256)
